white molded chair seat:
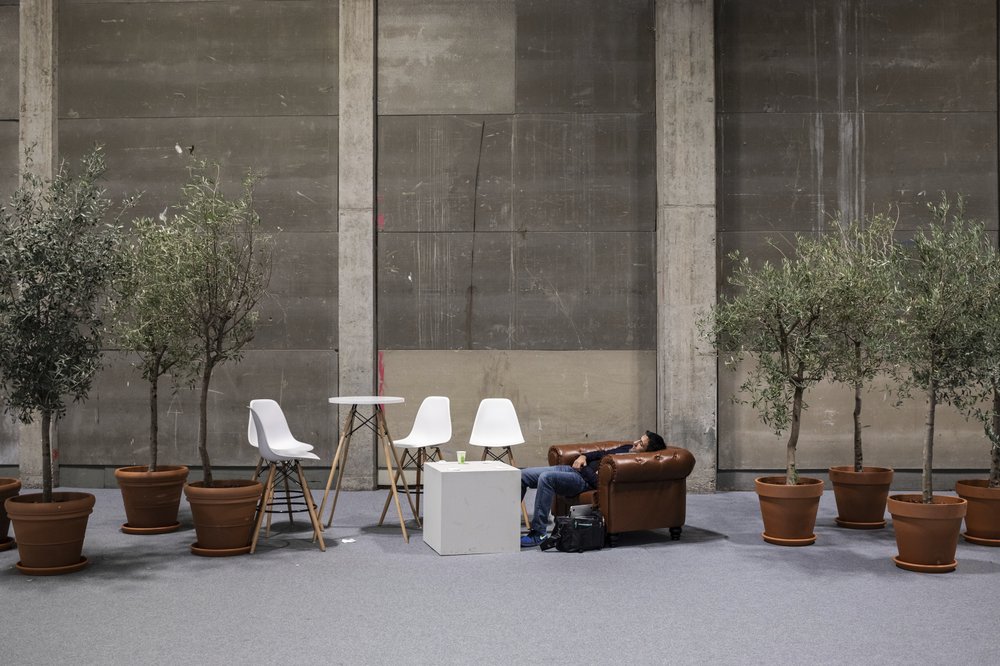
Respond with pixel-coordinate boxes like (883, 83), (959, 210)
(380, 396), (452, 524)
(249, 401), (325, 554)
(468, 397), (530, 529)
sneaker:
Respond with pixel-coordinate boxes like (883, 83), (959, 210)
(520, 532), (544, 548)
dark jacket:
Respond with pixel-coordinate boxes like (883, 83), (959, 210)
(578, 443), (632, 489)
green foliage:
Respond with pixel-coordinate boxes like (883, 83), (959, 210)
(0, 147), (127, 500)
(895, 194), (995, 501)
(700, 245), (832, 484)
(171, 161), (273, 485)
(108, 215), (201, 471)
(799, 212), (905, 470)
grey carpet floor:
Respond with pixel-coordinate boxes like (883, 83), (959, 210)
(2, 487), (998, 665)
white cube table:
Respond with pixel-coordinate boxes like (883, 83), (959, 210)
(422, 460), (520, 555)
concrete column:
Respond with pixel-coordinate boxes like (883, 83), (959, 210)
(655, 0), (717, 492)
(338, 0), (377, 489)
(17, 0), (59, 489)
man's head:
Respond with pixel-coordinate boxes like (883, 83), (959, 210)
(632, 431), (667, 452)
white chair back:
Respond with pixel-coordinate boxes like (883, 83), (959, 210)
(469, 398), (524, 447)
(249, 408), (282, 463)
(248, 399), (313, 452)
(396, 396), (452, 446)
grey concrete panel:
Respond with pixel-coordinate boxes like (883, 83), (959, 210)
(251, 231), (337, 351)
(378, 0), (515, 115)
(717, 231), (798, 298)
(378, 115), (516, 233)
(515, 0), (653, 113)
(0, 7), (16, 120)
(718, 112), (849, 234)
(0, 120), (16, 202)
(470, 232), (656, 350)
(380, 350), (657, 468)
(59, 350), (338, 468)
(861, 0), (996, 112)
(59, 116), (337, 234)
(716, 0), (860, 114)
(513, 114), (655, 232)
(59, 1), (338, 119)
(377, 232), (474, 350)
(862, 112), (998, 228)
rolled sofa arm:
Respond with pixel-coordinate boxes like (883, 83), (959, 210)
(598, 446), (696, 483)
(548, 442), (624, 466)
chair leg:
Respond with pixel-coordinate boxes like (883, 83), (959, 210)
(295, 462), (326, 552)
(506, 448), (531, 531)
(251, 464), (277, 554)
(670, 527), (682, 541)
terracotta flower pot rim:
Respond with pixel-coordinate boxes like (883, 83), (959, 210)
(0, 477), (21, 491)
(115, 464), (189, 478)
(955, 478), (1000, 500)
(6, 491), (96, 509)
(887, 494), (967, 519)
(754, 476), (824, 497)
(828, 466), (894, 485)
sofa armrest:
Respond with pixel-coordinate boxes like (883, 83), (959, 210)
(598, 446), (696, 483)
(548, 442), (624, 466)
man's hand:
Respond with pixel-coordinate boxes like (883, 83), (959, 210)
(572, 455), (587, 470)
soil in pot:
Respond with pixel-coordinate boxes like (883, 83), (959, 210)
(829, 466), (894, 529)
(955, 479), (1000, 546)
(0, 477), (21, 552)
(888, 494), (967, 573)
(115, 465), (189, 535)
(755, 476), (824, 546)
(184, 479), (263, 556)
(4, 491), (95, 575)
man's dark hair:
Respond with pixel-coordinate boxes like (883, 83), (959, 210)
(645, 431), (666, 452)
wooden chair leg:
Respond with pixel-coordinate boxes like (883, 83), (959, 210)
(283, 467), (294, 524)
(296, 463), (326, 551)
(507, 448), (531, 530)
(251, 464), (277, 554)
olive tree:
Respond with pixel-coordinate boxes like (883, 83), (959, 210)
(172, 162), (273, 485)
(701, 245), (832, 485)
(896, 195), (994, 503)
(0, 148), (126, 501)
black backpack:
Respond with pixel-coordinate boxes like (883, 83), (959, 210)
(541, 513), (605, 552)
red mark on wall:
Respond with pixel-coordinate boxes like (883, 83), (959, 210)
(377, 213), (386, 230)
(378, 350), (385, 396)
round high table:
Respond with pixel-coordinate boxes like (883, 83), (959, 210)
(318, 396), (419, 542)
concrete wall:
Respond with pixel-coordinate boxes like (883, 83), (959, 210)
(0, 1), (18, 468)
(716, 0), (999, 488)
(376, 0), (659, 469)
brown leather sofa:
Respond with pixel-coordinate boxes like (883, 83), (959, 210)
(547, 441), (696, 542)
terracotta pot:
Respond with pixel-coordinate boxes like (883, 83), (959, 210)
(754, 476), (824, 546)
(184, 479), (263, 556)
(828, 466), (894, 529)
(0, 477), (21, 552)
(955, 479), (1000, 546)
(888, 494), (967, 573)
(115, 465), (189, 535)
(4, 492), (95, 575)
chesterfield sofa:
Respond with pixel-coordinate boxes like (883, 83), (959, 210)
(547, 441), (696, 543)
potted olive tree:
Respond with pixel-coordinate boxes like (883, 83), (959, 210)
(174, 162), (273, 556)
(0, 148), (125, 574)
(109, 215), (199, 534)
(889, 194), (990, 572)
(954, 235), (1000, 546)
(801, 213), (903, 529)
(701, 244), (831, 546)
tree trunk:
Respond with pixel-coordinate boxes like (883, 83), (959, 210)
(922, 382), (936, 504)
(149, 371), (159, 473)
(853, 341), (863, 472)
(786, 384), (804, 485)
(199, 364), (214, 485)
(990, 386), (1000, 489)
(41, 410), (53, 503)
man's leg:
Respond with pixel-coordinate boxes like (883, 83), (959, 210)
(520, 466), (546, 501)
(530, 466), (589, 537)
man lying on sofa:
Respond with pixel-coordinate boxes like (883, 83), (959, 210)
(519, 430), (667, 548)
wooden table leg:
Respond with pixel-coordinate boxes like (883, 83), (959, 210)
(379, 407), (420, 527)
(318, 405), (357, 527)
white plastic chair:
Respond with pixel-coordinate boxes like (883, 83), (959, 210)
(378, 396), (452, 523)
(248, 400), (325, 553)
(248, 399), (313, 479)
(469, 397), (530, 529)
